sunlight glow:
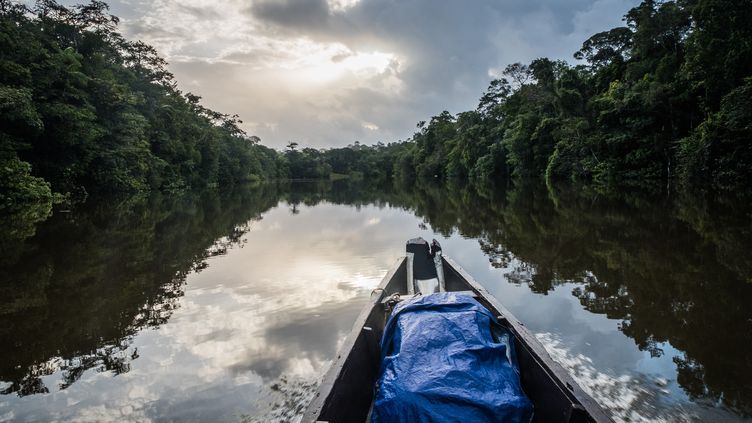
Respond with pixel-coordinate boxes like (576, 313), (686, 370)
(328, 0), (362, 12)
(295, 47), (396, 84)
(217, 38), (398, 87)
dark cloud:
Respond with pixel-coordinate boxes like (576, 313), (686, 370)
(249, 0), (331, 29)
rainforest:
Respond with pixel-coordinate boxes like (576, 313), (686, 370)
(2, 0), (751, 214)
(2, 1), (752, 421)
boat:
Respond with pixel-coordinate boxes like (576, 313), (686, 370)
(302, 238), (613, 423)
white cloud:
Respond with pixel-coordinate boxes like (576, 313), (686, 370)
(328, 0), (361, 12)
(100, 0), (640, 148)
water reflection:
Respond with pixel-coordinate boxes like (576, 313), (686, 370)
(0, 180), (750, 421)
(0, 187), (279, 410)
(387, 180), (752, 418)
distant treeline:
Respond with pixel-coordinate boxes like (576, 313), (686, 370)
(279, 140), (410, 182)
(2, 0), (751, 210)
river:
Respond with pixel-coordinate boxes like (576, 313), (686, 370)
(1, 180), (751, 422)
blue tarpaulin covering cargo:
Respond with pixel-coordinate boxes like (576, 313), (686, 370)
(372, 292), (534, 423)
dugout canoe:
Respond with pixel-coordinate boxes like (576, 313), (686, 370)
(302, 239), (613, 423)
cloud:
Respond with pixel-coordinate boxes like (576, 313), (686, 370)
(100, 0), (640, 148)
(249, 0), (331, 29)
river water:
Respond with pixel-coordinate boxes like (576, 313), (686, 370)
(1, 180), (751, 422)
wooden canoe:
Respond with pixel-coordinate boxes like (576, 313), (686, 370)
(302, 251), (613, 423)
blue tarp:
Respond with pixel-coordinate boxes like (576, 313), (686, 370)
(372, 292), (533, 423)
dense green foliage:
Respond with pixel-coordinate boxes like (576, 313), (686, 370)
(0, 0), (284, 209)
(3, 0), (750, 209)
(384, 0), (752, 191)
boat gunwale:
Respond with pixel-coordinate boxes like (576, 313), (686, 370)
(302, 256), (405, 422)
(443, 256), (613, 423)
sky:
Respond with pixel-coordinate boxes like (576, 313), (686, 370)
(94, 0), (639, 149)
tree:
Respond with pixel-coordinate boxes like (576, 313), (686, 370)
(503, 63), (532, 90)
(477, 78), (511, 117)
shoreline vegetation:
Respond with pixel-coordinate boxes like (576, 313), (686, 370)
(1, 0), (751, 214)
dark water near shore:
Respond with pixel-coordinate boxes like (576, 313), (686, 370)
(1, 180), (751, 422)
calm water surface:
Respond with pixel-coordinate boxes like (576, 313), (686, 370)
(1, 181), (751, 422)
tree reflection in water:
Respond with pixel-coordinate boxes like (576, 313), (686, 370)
(0, 185), (280, 397)
(384, 180), (752, 417)
(1, 179), (750, 419)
